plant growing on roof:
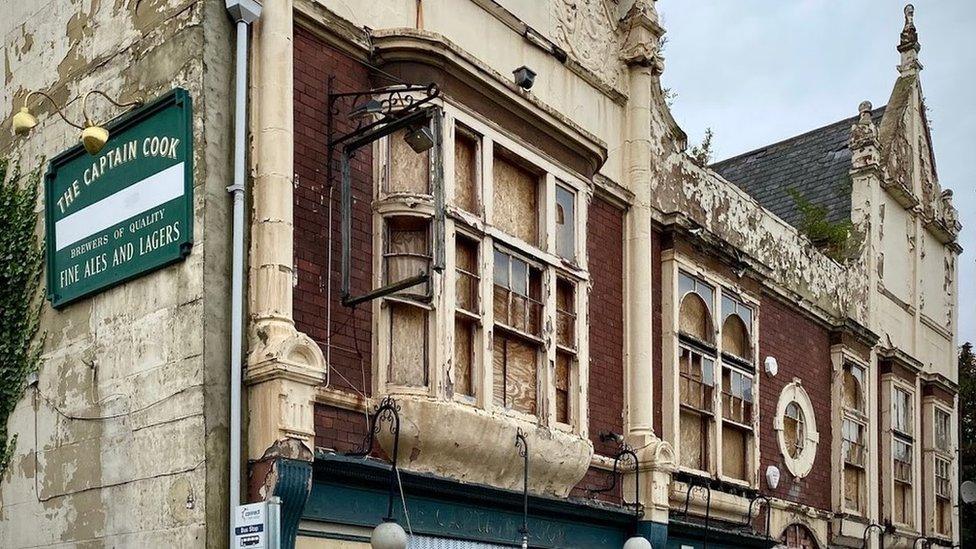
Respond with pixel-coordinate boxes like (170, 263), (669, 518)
(0, 159), (44, 477)
(787, 187), (855, 262)
(688, 128), (714, 168)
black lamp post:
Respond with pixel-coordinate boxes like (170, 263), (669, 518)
(515, 428), (529, 549)
(348, 397), (408, 549)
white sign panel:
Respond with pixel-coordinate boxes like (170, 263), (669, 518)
(234, 501), (272, 549)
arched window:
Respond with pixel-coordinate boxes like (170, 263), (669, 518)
(679, 293), (713, 343)
(721, 314), (751, 360)
(781, 523), (819, 548)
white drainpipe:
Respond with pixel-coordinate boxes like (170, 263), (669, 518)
(225, 1), (261, 547)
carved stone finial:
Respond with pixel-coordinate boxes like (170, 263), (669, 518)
(858, 100), (873, 120)
(899, 5), (919, 52)
(851, 100), (880, 169)
(898, 4), (922, 73)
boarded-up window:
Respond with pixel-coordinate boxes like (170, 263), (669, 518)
(492, 153), (538, 245)
(784, 402), (805, 458)
(388, 302), (428, 386)
(493, 249), (542, 336)
(722, 423), (748, 481)
(492, 333), (538, 415)
(679, 294), (713, 343)
(453, 317), (475, 397)
(555, 352), (572, 424)
(679, 410), (708, 470)
(556, 278), (576, 350)
(454, 129), (479, 213)
(555, 184), (576, 260)
(894, 478), (912, 525)
(389, 127), (430, 194)
(384, 216), (431, 297)
(455, 234), (480, 314)
(721, 314), (750, 361)
(843, 462), (864, 512)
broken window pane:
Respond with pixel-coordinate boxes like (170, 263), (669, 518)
(555, 184), (576, 260)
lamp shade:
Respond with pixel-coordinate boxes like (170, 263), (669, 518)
(371, 519), (408, 549)
(12, 107), (37, 136)
(623, 536), (652, 549)
(81, 125), (110, 156)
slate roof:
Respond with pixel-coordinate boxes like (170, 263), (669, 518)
(711, 106), (886, 230)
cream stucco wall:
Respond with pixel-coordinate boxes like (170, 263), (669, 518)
(0, 0), (235, 547)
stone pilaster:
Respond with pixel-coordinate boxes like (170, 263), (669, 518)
(245, 0), (326, 539)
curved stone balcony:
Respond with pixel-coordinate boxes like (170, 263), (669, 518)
(374, 393), (593, 498)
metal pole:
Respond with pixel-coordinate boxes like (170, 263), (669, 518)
(225, 2), (261, 547)
(516, 429), (529, 549)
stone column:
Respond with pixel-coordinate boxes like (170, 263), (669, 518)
(246, 0), (326, 544)
(621, 0), (662, 446)
(619, 2), (676, 542)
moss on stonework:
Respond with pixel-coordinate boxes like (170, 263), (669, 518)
(0, 160), (44, 477)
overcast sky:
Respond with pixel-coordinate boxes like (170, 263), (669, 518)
(659, 0), (976, 345)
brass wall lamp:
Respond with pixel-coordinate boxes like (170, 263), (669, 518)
(12, 89), (143, 155)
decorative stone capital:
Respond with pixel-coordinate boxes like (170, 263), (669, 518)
(620, 0), (665, 71)
(245, 326), (327, 457)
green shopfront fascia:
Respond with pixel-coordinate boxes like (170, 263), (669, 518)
(299, 455), (775, 549)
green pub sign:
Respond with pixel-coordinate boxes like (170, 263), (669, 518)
(45, 89), (193, 308)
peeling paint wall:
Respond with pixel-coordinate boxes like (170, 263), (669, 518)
(0, 0), (233, 547)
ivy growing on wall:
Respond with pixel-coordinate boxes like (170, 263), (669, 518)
(787, 187), (855, 262)
(0, 160), (44, 477)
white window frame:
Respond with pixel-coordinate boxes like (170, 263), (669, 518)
(662, 256), (760, 488)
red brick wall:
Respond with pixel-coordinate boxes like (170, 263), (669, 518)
(758, 296), (832, 510)
(294, 28), (374, 448)
(586, 197), (625, 458)
(571, 197), (625, 504)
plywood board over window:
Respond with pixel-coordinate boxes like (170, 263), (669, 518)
(389, 302), (428, 387)
(453, 317), (474, 397)
(493, 333), (538, 415)
(723, 425), (748, 480)
(492, 153), (539, 246)
(390, 128), (430, 194)
(454, 129), (480, 213)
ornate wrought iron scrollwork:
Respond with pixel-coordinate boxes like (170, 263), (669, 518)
(588, 444), (645, 521)
(742, 494), (772, 540)
(347, 396), (403, 521)
(327, 83), (440, 150)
